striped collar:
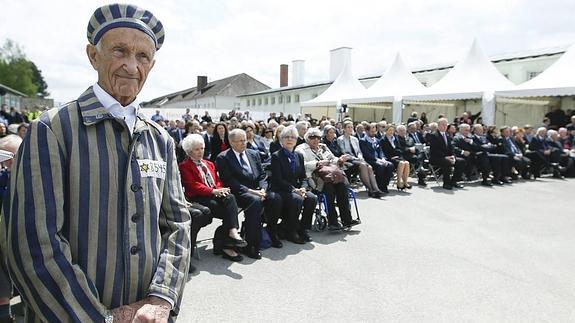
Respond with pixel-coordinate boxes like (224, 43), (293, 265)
(77, 86), (149, 133)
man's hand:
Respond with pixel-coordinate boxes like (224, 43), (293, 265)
(111, 297), (171, 323)
(248, 189), (266, 200)
(544, 149), (551, 155)
(131, 297), (171, 323)
(409, 147), (416, 153)
(462, 151), (471, 157)
(112, 305), (136, 323)
(294, 187), (306, 197)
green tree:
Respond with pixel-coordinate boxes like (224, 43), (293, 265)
(0, 39), (48, 97)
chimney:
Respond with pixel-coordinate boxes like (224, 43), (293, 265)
(329, 47), (352, 80)
(292, 60), (305, 86)
(197, 75), (208, 93)
(280, 64), (288, 87)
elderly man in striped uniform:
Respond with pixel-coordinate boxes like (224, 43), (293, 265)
(3, 4), (191, 322)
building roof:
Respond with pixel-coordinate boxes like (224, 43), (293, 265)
(239, 45), (569, 98)
(0, 83), (27, 97)
(141, 73), (270, 107)
(496, 44), (575, 98)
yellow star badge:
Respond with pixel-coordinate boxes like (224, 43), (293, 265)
(140, 163), (149, 172)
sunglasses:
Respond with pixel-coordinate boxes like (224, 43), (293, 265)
(308, 136), (321, 140)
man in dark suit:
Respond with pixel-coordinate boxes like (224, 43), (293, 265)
(170, 120), (187, 163)
(216, 129), (282, 259)
(500, 126), (531, 179)
(407, 122), (427, 145)
(528, 127), (564, 178)
(202, 122), (214, 159)
(470, 124), (510, 183)
(428, 118), (466, 189)
(452, 124), (493, 186)
(359, 123), (394, 193)
(397, 125), (427, 186)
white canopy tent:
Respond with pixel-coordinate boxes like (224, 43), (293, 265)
(344, 53), (427, 124)
(404, 39), (515, 125)
(495, 44), (575, 98)
(301, 60), (368, 107)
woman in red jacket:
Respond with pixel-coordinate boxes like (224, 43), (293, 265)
(179, 134), (246, 262)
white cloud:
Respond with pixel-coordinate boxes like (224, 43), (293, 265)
(0, 0), (573, 104)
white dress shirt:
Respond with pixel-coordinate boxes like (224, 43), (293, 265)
(93, 83), (139, 136)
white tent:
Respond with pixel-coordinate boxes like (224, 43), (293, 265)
(344, 53), (427, 124)
(404, 39), (515, 125)
(495, 44), (575, 98)
(300, 60), (367, 107)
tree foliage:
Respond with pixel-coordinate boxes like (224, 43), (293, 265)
(0, 39), (49, 97)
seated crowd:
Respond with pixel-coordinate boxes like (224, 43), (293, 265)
(161, 110), (575, 267)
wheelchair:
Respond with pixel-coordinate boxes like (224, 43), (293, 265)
(312, 187), (361, 232)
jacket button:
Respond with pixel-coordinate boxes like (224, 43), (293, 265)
(131, 184), (141, 192)
(131, 213), (140, 222)
(130, 246), (140, 255)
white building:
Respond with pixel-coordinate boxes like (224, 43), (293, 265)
(141, 73), (269, 120)
(238, 45), (569, 126)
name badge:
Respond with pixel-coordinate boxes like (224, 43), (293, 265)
(137, 159), (167, 179)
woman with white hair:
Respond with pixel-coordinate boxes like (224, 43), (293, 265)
(271, 126), (317, 243)
(296, 128), (359, 231)
(179, 134), (247, 262)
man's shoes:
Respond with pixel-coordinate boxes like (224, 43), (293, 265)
(501, 177), (512, 184)
(287, 232), (305, 244)
(451, 182), (463, 189)
(242, 246), (262, 260)
(442, 184), (453, 190)
(418, 179), (427, 186)
(270, 234), (283, 248)
(481, 179), (493, 187)
(492, 180), (504, 185)
(224, 236), (248, 248)
(328, 223), (344, 231)
(344, 219), (361, 229)
(222, 250), (243, 262)
(299, 230), (313, 242)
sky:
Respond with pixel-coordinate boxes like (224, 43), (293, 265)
(1, 0), (574, 105)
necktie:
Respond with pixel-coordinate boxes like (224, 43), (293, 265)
(239, 152), (252, 174)
(442, 132), (448, 146)
(413, 133), (421, 144)
(508, 138), (518, 154)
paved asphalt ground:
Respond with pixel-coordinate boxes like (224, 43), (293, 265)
(178, 177), (575, 322)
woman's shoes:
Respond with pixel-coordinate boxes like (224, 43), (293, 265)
(221, 249), (243, 262)
(405, 183), (412, 189)
(368, 191), (381, 198)
(224, 236), (248, 248)
(396, 183), (405, 191)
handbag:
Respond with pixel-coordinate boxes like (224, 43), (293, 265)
(314, 163), (347, 184)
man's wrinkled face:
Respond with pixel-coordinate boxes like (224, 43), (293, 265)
(87, 28), (156, 105)
(230, 133), (247, 153)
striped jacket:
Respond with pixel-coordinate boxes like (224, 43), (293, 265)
(4, 87), (191, 322)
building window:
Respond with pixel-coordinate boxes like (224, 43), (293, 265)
(246, 99), (250, 107)
(286, 95), (291, 103)
(258, 98), (262, 105)
(264, 97), (268, 105)
(527, 71), (541, 80)
(271, 97), (275, 104)
(278, 95), (283, 104)
(295, 94), (300, 103)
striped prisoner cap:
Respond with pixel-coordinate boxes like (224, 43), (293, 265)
(87, 3), (165, 51)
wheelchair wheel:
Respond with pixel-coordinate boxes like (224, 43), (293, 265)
(317, 215), (327, 231)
